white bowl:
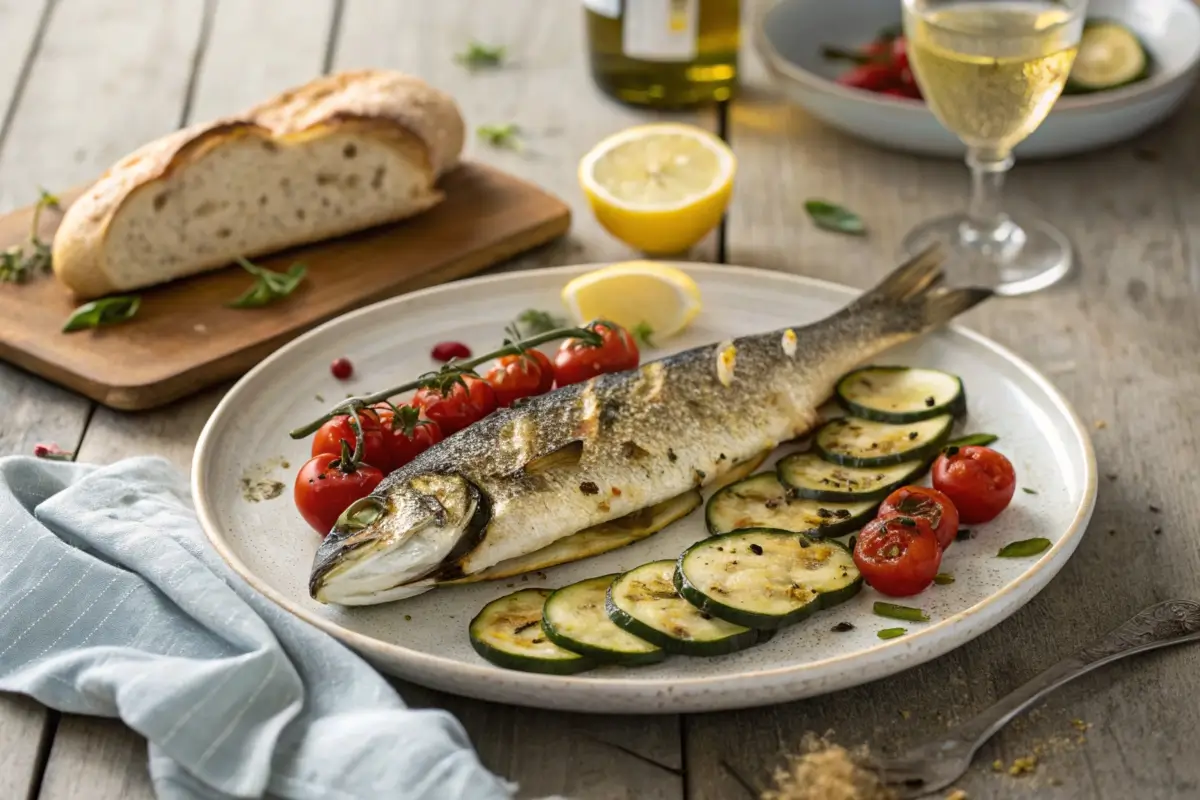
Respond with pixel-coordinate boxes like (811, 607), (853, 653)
(754, 0), (1200, 159)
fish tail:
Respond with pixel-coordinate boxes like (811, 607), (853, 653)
(845, 244), (993, 333)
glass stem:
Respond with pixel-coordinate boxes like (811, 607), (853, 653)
(965, 148), (1014, 237)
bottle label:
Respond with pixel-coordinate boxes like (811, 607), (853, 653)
(622, 0), (698, 62)
(582, 0), (620, 18)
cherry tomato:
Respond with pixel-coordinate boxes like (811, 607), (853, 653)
(331, 357), (353, 380)
(293, 453), (383, 536)
(413, 375), (498, 435)
(932, 446), (1017, 524)
(373, 402), (443, 471)
(520, 349), (556, 394)
(311, 410), (390, 470)
(836, 63), (898, 92)
(431, 341), (472, 362)
(552, 322), (640, 388)
(878, 485), (960, 551)
(890, 36), (910, 73)
(853, 514), (942, 597)
(485, 351), (550, 407)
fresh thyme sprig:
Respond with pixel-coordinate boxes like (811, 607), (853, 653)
(1, 189), (60, 284)
(289, 322), (609, 440)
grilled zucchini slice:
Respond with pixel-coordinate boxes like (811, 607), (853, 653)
(542, 575), (666, 666)
(1066, 21), (1150, 94)
(469, 588), (594, 674)
(836, 366), (965, 423)
(776, 453), (927, 502)
(674, 529), (862, 630)
(705, 472), (876, 537)
(605, 560), (760, 657)
(814, 415), (953, 467)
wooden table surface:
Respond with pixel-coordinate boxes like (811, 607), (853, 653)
(2, 1), (1198, 798)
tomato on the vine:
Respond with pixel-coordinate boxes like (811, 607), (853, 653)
(931, 445), (1016, 524)
(294, 451), (383, 536)
(373, 402), (443, 471)
(853, 514), (942, 597)
(552, 322), (639, 388)
(311, 410), (390, 470)
(413, 375), (498, 435)
(485, 351), (550, 408)
(878, 485), (960, 551)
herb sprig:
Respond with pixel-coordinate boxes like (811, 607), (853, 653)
(632, 321), (655, 348)
(804, 200), (866, 236)
(62, 296), (141, 332)
(1, 189), (60, 284)
(228, 256), (307, 308)
(455, 40), (506, 70)
(477, 123), (522, 150)
(515, 308), (567, 336)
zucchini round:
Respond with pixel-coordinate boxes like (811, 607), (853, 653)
(469, 588), (595, 675)
(777, 453), (928, 502)
(674, 528), (862, 630)
(542, 575), (666, 666)
(705, 472), (876, 537)
(835, 366), (965, 423)
(1066, 21), (1149, 94)
(605, 560), (760, 657)
(813, 415), (953, 468)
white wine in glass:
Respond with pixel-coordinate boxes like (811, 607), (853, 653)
(901, 0), (1086, 295)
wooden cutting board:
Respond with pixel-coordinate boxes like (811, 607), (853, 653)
(0, 162), (570, 410)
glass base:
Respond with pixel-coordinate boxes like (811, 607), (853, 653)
(900, 213), (1074, 296)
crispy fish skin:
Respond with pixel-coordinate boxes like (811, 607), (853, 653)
(310, 248), (991, 605)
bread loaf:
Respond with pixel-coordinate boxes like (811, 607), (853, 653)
(52, 69), (466, 299)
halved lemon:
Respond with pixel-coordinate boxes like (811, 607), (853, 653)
(561, 261), (702, 343)
(578, 123), (736, 255)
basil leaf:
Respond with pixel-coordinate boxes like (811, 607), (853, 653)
(945, 433), (999, 448)
(873, 601), (929, 622)
(62, 295), (141, 332)
(229, 257), (307, 308)
(804, 200), (866, 235)
(997, 537), (1052, 558)
(877, 627), (907, 640)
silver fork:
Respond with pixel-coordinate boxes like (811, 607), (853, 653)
(868, 599), (1200, 798)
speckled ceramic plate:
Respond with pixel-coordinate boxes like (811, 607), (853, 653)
(193, 264), (1096, 714)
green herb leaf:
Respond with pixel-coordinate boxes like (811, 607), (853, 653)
(873, 601), (929, 622)
(1, 188), (60, 283)
(805, 200), (866, 235)
(62, 295), (141, 332)
(933, 573), (955, 585)
(477, 123), (521, 150)
(877, 627), (907, 640)
(515, 308), (567, 336)
(632, 321), (655, 348)
(997, 537), (1052, 558)
(228, 257), (306, 308)
(455, 40), (506, 69)
(946, 433), (999, 448)
(1022, 487), (1038, 495)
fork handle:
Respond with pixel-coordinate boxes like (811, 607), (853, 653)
(950, 599), (1200, 752)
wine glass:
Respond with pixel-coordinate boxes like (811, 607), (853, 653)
(901, 0), (1087, 295)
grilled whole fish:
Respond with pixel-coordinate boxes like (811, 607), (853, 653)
(309, 248), (990, 605)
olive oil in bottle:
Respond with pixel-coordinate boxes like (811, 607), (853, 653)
(584, 0), (741, 108)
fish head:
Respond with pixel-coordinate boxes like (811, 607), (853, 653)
(308, 472), (490, 605)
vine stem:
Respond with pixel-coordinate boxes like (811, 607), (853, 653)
(288, 324), (606, 441)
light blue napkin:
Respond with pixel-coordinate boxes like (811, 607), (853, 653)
(0, 455), (517, 800)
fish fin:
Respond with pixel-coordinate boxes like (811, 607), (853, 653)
(848, 244), (992, 330)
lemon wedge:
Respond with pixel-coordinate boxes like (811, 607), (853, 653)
(561, 261), (702, 343)
(578, 123), (736, 255)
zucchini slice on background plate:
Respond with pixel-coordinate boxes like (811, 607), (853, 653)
(469, 588), (595, 675)
(1066, 21), (1150, 94)
(836, 366), (965, 423)
(542, 575), (666, 666)
(814, 414), (953, 467)
(776, 452), (928, 502)
(705, 472), (876, 537)
(674, 528), (862, 630)
(606, 560), (760, 657)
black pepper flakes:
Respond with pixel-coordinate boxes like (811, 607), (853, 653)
(817, 507), (834, 519)
(956, 528), (973, 541)
(404, 614), (412, 621)
(1149, 504), (1161, 513)
(718, 453), (727, 462)
(667, 448), (678, 463)
(831, 621), (855, 633)
(764, 498), (781, 509)
(579, 481), (600, 495)
(924, 396), (935, 407)
(834, 509), (851, 519)
(750, 543), (764, 555)
(1106, 473), (1118, 481)
(908, 431), (919, 440)
(1154, 526), (1163, 535)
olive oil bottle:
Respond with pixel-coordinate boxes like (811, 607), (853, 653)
(584, 0), (741, 108)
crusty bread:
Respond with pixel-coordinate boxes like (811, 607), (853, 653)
(52, 69), (466, 299)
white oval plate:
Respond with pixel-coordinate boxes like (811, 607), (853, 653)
(194, 264), (1097, 714)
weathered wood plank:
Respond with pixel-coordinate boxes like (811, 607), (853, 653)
(38, 717), (151, 800)
(0, 695), (53, 800)
(687, 10), (1200, 799)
